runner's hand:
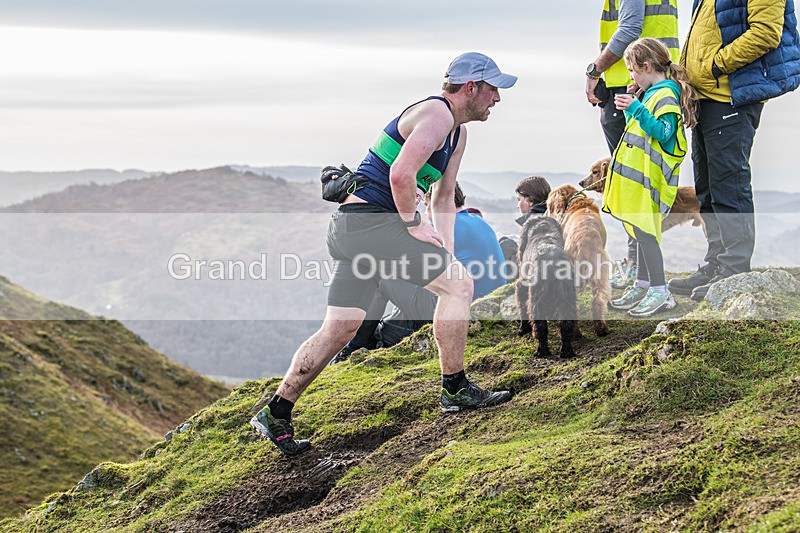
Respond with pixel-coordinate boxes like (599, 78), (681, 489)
(407, 221), (444, 247)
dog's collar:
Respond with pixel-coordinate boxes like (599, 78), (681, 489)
(565, 191), (587, 211)
(580, 178), (606, 193)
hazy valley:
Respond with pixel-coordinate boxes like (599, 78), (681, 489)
(1, 165), (799, 381)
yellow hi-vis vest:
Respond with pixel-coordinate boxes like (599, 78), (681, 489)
(602, 86), (687, 243)
(600, 0), (681, 88)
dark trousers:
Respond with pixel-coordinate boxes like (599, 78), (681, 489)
(632, 226), (665, 287)
(692, 100), (763, 276)
(601, 85), (638, 263)
(600, 86), (627, 155)
(349, 279), (436, 349)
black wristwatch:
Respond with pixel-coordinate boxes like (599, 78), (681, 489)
(586, 62), (601, 79)
(403, 211), (422, 228)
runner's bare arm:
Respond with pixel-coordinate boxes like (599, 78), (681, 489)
(389, 101), (455, 223)
(431, 126), (466, 254)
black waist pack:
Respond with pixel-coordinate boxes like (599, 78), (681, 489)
(593, 78), (610, 108)
(320, 164), (366, 203)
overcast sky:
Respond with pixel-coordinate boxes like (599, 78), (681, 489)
(1, 1), (798, 191)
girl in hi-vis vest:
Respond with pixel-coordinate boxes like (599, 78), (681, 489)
(602, 38), (697, 318)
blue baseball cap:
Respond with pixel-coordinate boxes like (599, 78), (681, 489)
(445, 52), (518, 89)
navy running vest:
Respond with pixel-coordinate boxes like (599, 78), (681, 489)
(355, 96), (461, 211)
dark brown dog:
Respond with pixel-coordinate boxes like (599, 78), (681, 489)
(579, 157), (705, 233)
(516, 216), (578, 358)
(545, 184), (611, 337)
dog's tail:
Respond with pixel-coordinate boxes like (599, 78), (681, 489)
(530, 248), (578, 321)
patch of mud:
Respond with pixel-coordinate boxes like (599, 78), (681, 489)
(258, 412), (463, 531)
(174, 426), (399, 532)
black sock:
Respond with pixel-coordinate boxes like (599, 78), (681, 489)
(442, 371), (468, 395)
(268, 395), (294, 420)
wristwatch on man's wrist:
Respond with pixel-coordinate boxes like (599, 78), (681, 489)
(403, 211), (422, 228)
(586, 62), (602, 79)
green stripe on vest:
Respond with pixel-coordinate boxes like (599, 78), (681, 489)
(371, 131), (443, 192)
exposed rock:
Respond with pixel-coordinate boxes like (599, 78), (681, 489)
(498, 295), (520, 320)
(656, 318), (681, 335)
(470, 288), (518, 321)
(721, 294), (760, 319)
(166, 421), (191, 442)
(149, 398), (165, 413)
(131, 366), (146, 382)
(358, 357), (382, 368)
(75, 472), (98, 492)
(703, 269), (800, 319)
(656, 343), (675, 362)
(44, 499), (58, 516)
(412, 337), (431, 353)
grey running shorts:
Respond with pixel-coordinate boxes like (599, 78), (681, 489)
(326, 203), (451, 311)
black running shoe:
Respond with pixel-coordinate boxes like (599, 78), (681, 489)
(250, 406), (311, 455)
(668, 263), (717, 295)
(440, 381), (512, 413)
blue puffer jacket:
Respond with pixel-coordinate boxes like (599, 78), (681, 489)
(710, 0), (800, 106)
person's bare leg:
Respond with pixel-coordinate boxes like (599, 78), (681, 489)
(426, 259), (511, 412)
(425, 260), (473, 375)
(276, 306), (366, 402)
(251, 306), (365, 455)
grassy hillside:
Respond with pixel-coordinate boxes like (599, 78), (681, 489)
(0, 276), (229, 518)
(3, 274), (799, 532)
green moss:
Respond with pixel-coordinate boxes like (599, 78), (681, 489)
(3, 274), (800, 532)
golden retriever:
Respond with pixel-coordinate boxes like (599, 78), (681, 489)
(545, 184), (611, 337)
(579, 157), (705, 233)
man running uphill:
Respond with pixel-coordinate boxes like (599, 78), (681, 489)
(250, 52), (518, 455)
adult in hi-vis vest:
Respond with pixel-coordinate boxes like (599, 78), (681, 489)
(585, 0), (680, 289)
(669, 0), (800, 301)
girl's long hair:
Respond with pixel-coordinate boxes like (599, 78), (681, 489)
(625, 38), (698, 128)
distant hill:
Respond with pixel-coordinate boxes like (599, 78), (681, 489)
(230, 164), (319, 183)
(459, 169), (584, 199)
(0, 275), (228, 518)
(1, 166), (327, 213)
(0, 169), (151, 208)
(229, 164), (584, 201)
